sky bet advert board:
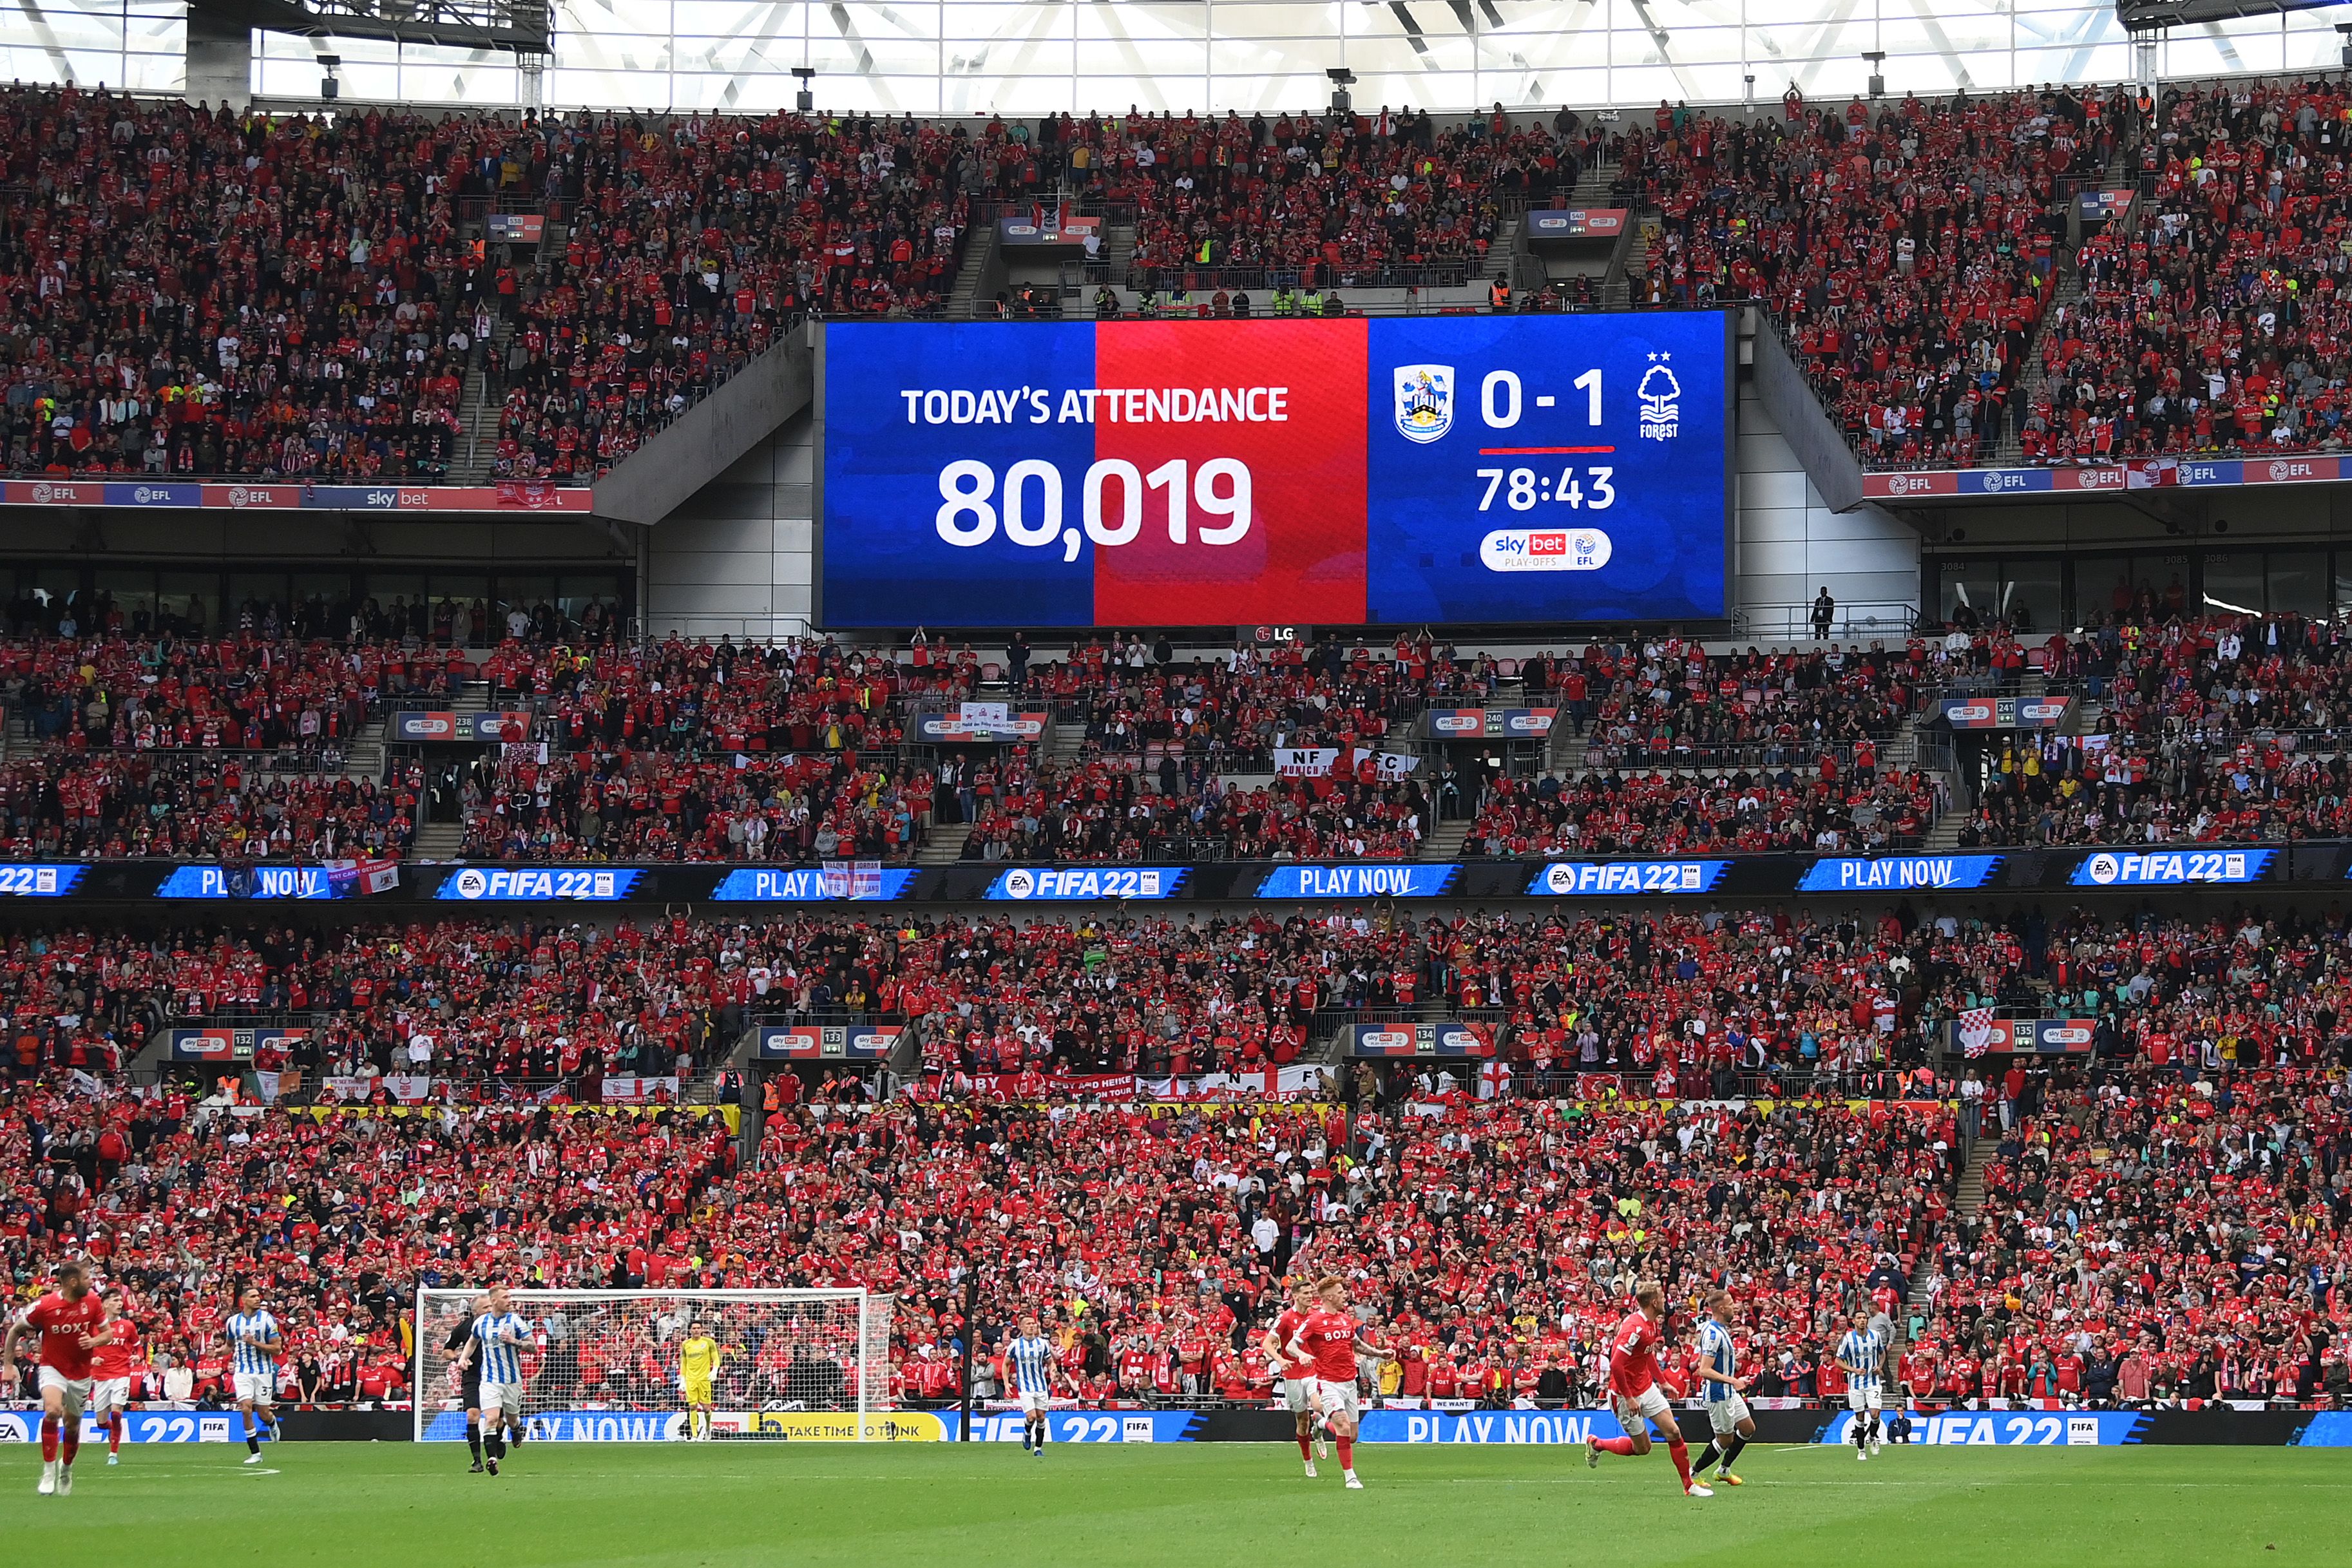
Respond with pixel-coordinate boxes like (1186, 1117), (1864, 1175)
(816, 315), (1731, 628)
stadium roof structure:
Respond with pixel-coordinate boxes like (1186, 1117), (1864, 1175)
(188, 0), (550, 55)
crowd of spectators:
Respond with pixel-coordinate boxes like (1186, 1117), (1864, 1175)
(1903, 1064), (2349, 1406)
(1100, 106), (1593, 292)
(1626, 88), (2096, 468)
(7, 894), (2352, 1410)
(2025, 78), (2352, 464)
(486, 106), (985, 477)
(0, 84), (986, 487)
(0, 753), (413, 861)
(0, 633), (406, 754)
(0, 88), (482, 481)
(1529, 638), (1917, 771)
(1957, 613), (2352, 846)
(454, 749), (932, 863)
(3, 1082), (737, 1406)
(1464, 763), (1944, 856)
(953, 756), (1427, 863)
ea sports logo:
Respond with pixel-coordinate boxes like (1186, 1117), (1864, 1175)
(1542, 865), (1577, 895)
(2084, 853), (2120, 886)
(1002, 868), (1036, 899)
(453, 868), (490, 899)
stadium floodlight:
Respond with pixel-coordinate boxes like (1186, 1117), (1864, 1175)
(1328, 67), (1355, 115)
(318, 52), (340, 100)
(1862, 50), (1886, 100)
(413, 1288), (896, 1444)
(793, 66), (816, 112)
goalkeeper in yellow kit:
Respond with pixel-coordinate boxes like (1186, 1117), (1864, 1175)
(679, 1329), (726, 1440)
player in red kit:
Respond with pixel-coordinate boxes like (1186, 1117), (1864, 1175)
(1584, 1279), (1712, 1498)
(90, 1288), (143, 1464)
(1285, 1276), (1393, 1491)
(1260, 1277), (1328, 1475)
(1, 1260), (117, 1496)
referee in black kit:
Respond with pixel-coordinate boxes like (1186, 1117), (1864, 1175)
(445, 1295), (486, 1472)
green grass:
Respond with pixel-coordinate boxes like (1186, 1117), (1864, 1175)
(5, 1440), (2341, 1566)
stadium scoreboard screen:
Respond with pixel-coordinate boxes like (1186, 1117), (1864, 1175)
(816, 313), (1732, 628)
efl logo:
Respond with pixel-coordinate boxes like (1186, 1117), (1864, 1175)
(2268, 460), (2317, 482)
(1479, 528), (1612, 573)
(1887, 473), (1934, 495)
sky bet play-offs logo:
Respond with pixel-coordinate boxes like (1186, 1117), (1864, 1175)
(1479, 528), (1613, 573)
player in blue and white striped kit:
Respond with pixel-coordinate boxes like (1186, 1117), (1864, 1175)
(223, 1285), (283, 1464)
(1690, 1289), (1755, 1486)
(464, 1285), (536, 1477)
(1003, 1315), (1060, 1456)
(1834, 1309), (1888, 1460)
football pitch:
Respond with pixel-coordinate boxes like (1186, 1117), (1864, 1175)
(5, 1440), (2341, 1566)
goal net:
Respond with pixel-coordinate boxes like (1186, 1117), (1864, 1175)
(412, 1288), (895, 1442)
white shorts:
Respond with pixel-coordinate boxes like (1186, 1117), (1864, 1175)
(92, 1377), (133, 1414)
(1847, 1386), (1884, 1412)
(37, 1368), (90, 1419)
(1310, 1377), (1361, 1422)
(1707, 1393), (1751, 1435)
(1017, 1390), (1051, 1415)
(479, 1379), (525, 1418)
(1612, 1383), (1672, 1432)
(233, 1370), (277, 1405)
(1282, 1376), (1315, 1415)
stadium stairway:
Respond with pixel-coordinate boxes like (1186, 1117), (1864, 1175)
(411, 819), (467, 861)
(1422, 816), (1471, 861)
(918, 821), (974, 866)
(1902, 1131), (1996, 1337)
(949, 220), (999, 317)
(1548, 721), (1589, 779)
(454, 317), (517, 485)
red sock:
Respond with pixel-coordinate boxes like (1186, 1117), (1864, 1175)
(1667, 1439), (1693, 1488)
(110, 1414), (124, 1455)
(40, 1414), (59, 1463)
(1297, 1432), (1313, 1459)
(1335, 1437), (1353, 1471)
(61, 1427), (79, 1468)
(1596, 1436), (1637, 1456)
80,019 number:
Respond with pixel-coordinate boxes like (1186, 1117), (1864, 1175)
(937, 458), (1252, 561)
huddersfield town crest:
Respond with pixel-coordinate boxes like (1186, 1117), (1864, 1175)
(1393, 364), (1453, 443)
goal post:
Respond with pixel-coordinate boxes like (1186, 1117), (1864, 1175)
(412, 1288), (896, 1442)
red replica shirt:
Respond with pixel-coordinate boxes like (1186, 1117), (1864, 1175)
(1296, 1308), (1367, 1384)
(1270, 1308), (1314, 1376)
(89, 1317), (142, 1381)
(20, 1290), (107, 1380)
(1607, 1309), (1667, 1398)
